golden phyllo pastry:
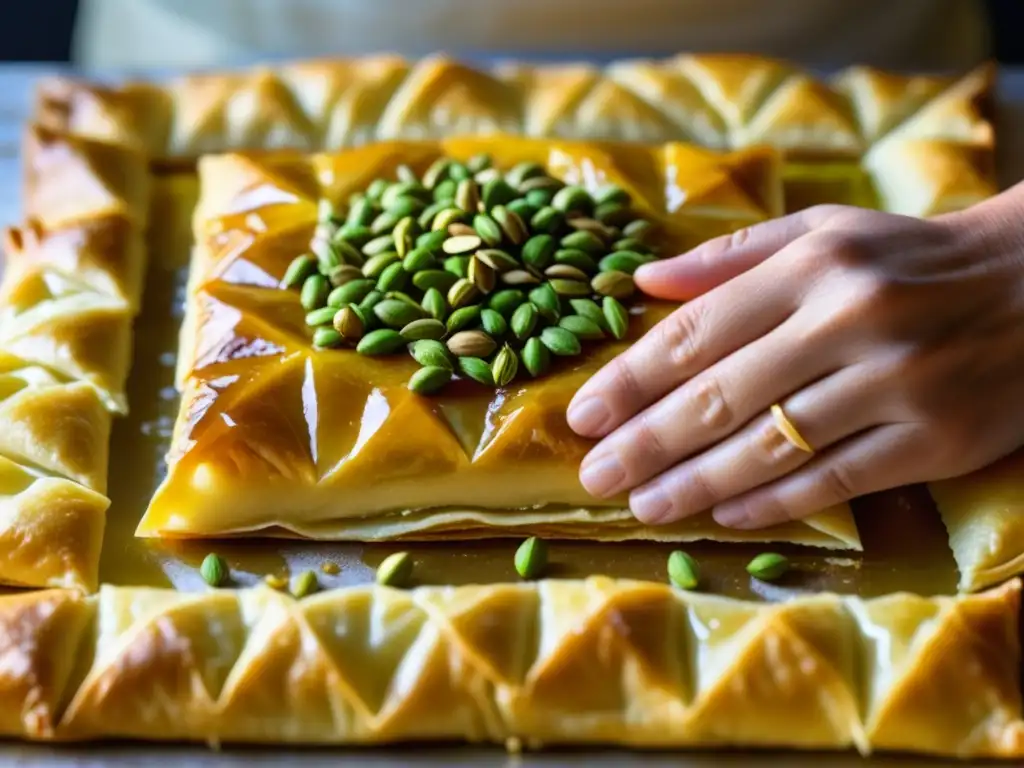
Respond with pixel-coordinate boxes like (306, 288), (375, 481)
(0, 125), (150, 590)
(0, 578), (1019, 757)
(140, 137), (859, 547)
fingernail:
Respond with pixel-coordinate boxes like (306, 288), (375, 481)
(579, 453), (627, 498)
(567, 397), (611, 435)
(630, 484), (673, 524)
(713, 505), (752, 528)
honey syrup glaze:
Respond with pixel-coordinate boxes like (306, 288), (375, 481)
(100, 172), (959, 599)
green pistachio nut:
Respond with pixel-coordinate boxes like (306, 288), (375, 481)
(491, 344), (519, 387)
(445, 304), (482, 333)
(599, 251), (652, 275)
(333, 306), (365, 341)
(667, 550), (700, 590)
(282, 254), (317, 288)
(300, 274), (329, 310)
(528, 283), (561, 322)
(487, 289), (526, 317)
(374, 299), (424, 329)
(376, 262), (409, 293)
(592, 270), (636, 300)
(362, 252), (401, 279)
(447, 330), (497, 358)
(476, 248), (519, 273)
(554, 248), (598, 273)
(593, 184), (631, 207)
(521, 234), (556, 271)
(290, 569), (319, 598)
(747, 553), (790, 581)
(376, 551), (414, 587)
(356, 328), (406, 356)
(473, 213), (504, 247)
(560, 229), (605, 255)
(522, 336), (551, 377)
(408, 365), (453, 395)
(443, 255), (470, 278)
(551, 185), (593, 215)
(305, 306), (338, 327)
(569, 298), (607, 330)
(416, 229), (448, 252)
(312, 327), (344, 348)
(602, 296), (629, 340)
(421, 287), (448, 321)
(329, 278), (375, 307)
(514, 536), (548, 579)
(402, 246), (438, 273)
(400, 318), (447, 342)
(540, 326), (582, 356)
(409, 339), (454, 370)
(480, 308), (508, 337)
(412, 269), (457, 294)
(558, 314), (604, 340)
(200, 553), (229, 587)
(510, 302), (539, 340)
(457, 356), (495, 386)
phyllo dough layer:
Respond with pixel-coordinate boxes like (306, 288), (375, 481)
(0, 578), (1019, 758)
(139, 137), (859, 548)
(0, 126), (150, 590)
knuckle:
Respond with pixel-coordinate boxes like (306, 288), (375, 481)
(632, 411), (672, 466)
(755, 417), (804, 466)
(819, 461), (860, 504)
(608, 356), (646, 402)
(660, 304), (705, 371)
(690, 376), (734, 432)
(727, 226), (754, 250)
(686, 462), (722, 509)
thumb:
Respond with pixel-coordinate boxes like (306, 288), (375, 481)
(635, 206), (835, 301)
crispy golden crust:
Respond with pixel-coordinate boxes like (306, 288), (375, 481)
(33, 55), (995, 213)
(0, 127), (151, 590)
(0, 578), (1019, 757)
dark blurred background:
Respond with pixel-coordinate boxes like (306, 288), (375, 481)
(0, 0), (1021, 65)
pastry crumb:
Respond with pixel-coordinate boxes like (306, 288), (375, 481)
(504, 736), (522, 754)
(321, 561), (340, 575)
(824, 557), (861, 569)
(263, 574), (288, 590)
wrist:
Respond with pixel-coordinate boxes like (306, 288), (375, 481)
(937, 182), (1024, 273)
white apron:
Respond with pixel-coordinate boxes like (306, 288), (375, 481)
(75, 0), (989, 71)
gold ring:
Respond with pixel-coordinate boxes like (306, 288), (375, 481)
(771, 403), (814, 453)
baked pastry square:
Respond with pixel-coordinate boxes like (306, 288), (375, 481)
(139, 137), (859, 548)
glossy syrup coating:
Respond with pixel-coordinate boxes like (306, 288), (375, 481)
(140, 137), (858, 547)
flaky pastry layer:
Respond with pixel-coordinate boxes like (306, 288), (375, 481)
(139, 137), (859, 548)
(0, 578), (1020, 758)
(0, 126), (151, 590)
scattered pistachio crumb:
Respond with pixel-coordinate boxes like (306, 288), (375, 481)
(263, 573), (288, 590)
(290, 569), (319, 598)
(321, 561), (340, 575)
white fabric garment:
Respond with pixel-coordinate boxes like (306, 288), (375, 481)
(75, 0), (990, 71)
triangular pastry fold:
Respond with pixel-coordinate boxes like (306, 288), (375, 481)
(0, 456), (107, 590)
(281, 56), (411, 148)
(930, 450), (1024, 592)
(378, 56), (522, 140)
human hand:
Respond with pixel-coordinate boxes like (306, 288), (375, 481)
(566, 197), (1024, 530)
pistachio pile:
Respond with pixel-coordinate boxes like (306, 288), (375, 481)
(281, 154), (662, 393)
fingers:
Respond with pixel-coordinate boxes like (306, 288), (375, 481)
(623, 362), (883, 524)
(710, 424), (925, 529)
(577, 317), (837, 500)
(567, 264), (794, 438)
(634, 206), (836, 301)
